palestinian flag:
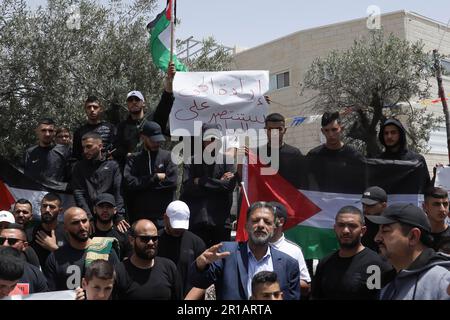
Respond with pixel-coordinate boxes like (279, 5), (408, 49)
(0, 156), (74, 222)
(147, 0), (188, 72)
(236, 153), (426, 260)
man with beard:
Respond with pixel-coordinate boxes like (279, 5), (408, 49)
(189, 201), (300, 300)
(119, 219), (182, 300)
(123, 120), (178, 226)
(72, 96), (116, 161)
(369, 203), (450, 300)
(113, 64), (176, 169)
(311, 206), (392, 300)
(157, 200), (206, 298)
(91, 193), (132, 260)
(30, 193), (67, 267)
(43, 207), (124, 291)
(422, 187), (450, 250)
(72, 132), (128, 232)
(377, 118), (430, 191)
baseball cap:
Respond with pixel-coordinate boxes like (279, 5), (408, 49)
(126, 90), (145, 102)
(361, 186), (387, 205)
(0, 211), (15, 224)
(140, 120), (165, 142)
(95, 193), (116, 207)
(166, 200), (190, 230)
(365, 203), (431, 233)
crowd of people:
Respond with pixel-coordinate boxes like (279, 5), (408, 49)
(0, 62), (450, 300)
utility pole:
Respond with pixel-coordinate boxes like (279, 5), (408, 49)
(433, 49), (450, 163)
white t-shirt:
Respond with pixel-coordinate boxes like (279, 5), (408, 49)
(271, 234), (311, 283)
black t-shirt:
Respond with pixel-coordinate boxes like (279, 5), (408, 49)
(121, 257), (182, 300)
(91, 224), (132, 260)
(311, 247), (392, 300)
(431, 226), (450, 251)
(157, 229), (206, 296)
(306, 144), (365, 192)
(43, 243), (122, 291)
(30, 222), (67, 268)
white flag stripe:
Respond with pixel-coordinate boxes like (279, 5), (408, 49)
(298, 190), (422, 229)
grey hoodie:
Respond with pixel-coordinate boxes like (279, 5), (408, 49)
(380, 248), (450, 300)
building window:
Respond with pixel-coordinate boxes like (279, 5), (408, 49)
(270, 71), (290, 90)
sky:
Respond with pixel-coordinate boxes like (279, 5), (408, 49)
(26, 0), (450, 49)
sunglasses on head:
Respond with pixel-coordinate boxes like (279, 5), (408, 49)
(127, 97), (141, 102)
(135, 235), (159, 243)
(0, 237), (24, 245)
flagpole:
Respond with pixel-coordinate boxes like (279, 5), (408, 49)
(169, 0), (174, 65)
(240, 182), (250, 207)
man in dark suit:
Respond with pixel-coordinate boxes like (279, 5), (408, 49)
(123, 120), (178, 227)
(189, 201), (300, 300)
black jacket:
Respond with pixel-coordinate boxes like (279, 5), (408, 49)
(72, 121), (116, 160)
(113, 91), (174, 167)
(123, 148), (178, 221)
(180, 156), (236, 227)
(377, 118), (430, 189)
(72, 158), (125, 218)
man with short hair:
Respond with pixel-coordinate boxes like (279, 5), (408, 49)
(0, 246), (48, 298)
(369, 203), (450, 300)
(90, 193), (131, 260)
(43, 207), (125, 291)
(1, 224), (40, 268)
(119, 219), (182, 300)
(190, 201), (300, 300)
(12, 199), (34, 241)
(361, 186), (388, 252)
(113, 64), (176, 168)
(123, 120), (178, 226)
(250, 271), (283, 300)
(72, 96), (116, 160)
(423, 187), (450, 250)
(72, 132), (127, 229)
(30, 193), (66, 267)
(269, 202), (311, 297)
(81, 259), (116, 300)
(306, 112), (364, 191)
(377, 118), (430, 191)
(259, 113), (306, 188)
(157, 200), (206, 298)
(311, 206), (392, 300)
(23, 118), (70, 184)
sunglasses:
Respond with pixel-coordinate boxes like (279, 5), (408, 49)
(0, 237), (24, 245)
(135, 235), (159, 243)
(127, 97), (141, 102)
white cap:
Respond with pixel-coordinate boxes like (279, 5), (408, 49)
(126, 90), (145, 102)
(0, 210), (15, 224)
(166, 200), (190, 230)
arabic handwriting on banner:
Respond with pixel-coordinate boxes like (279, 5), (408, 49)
(171, 71), (269, 135)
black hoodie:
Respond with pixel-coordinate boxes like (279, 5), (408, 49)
(378, 118), (430, 189)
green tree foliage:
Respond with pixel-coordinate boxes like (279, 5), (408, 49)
(0, 0), (232, 163)
(303, 29), (441, 156)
